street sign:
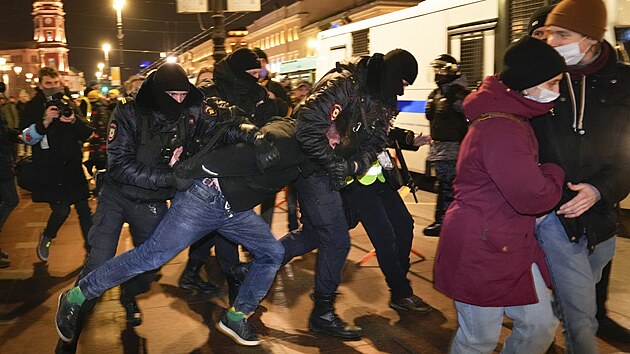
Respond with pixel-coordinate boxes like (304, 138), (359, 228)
(110, 66), (121, 86)
(227, 0), (261, 12)
(176, 0), (209, 14)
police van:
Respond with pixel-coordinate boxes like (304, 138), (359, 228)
(315, 0), (630, 174)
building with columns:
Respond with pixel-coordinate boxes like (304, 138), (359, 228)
(245, 0), (420, 79)
(0, 0), (83, 97)
(176, 0), (420, 81)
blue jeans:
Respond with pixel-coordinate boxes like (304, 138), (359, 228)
(78, 179), (284, 314)
(451, 264), (558, 354)
(535, 212), (616, 354)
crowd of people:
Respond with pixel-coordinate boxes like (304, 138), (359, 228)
(0, 0), (629, 352)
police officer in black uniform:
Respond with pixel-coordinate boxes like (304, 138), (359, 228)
(279, 49), (418, 340)
(423, 54), (469, 236)
(56, 63), (216, 353)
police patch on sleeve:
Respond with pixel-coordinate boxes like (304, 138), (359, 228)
(330, 104), (342, 121)
(108, 120), (117, 143)
(205, 105), (217, 117)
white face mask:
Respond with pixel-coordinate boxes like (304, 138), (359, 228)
(554, 37), (590, 65)
(524, 86), (560, 103)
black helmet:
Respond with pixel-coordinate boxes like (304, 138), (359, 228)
(430, 54), (461, 75)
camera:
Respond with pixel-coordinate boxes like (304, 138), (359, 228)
(46, 92), (74, 118)
(388, 127), (419, 151)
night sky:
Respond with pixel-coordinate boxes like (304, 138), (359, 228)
(0, 0), (295, 81)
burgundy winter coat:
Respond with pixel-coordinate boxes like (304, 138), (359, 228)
(433, 75), (565, 307)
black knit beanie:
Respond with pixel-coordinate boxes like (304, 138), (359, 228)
(528, 5), (555, 35)
(499, 36), (566, 91)
(151, 63), (190, 117)
(228, 48), (261, 83)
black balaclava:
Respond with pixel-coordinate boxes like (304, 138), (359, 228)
(383, 49), (418, 97)
(227, 48), (260, 83)
(151, 63), (190, 118)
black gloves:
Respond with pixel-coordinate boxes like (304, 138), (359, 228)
(351, 153), (374, 176)
(324, 156), (357, 191)
(254, 135), (280, 172)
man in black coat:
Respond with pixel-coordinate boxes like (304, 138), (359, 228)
(530, 1), (630, 351)
(55, 63), (225, 354)
(278, 49), (418, 340)
(21, 67), (93, 263)
(422, 54), (470, 236)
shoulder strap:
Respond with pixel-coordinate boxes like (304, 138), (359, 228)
(469, 112), (536, 155)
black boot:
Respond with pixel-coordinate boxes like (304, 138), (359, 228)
(120, 292), (142, 327)
(179, 260), (220, 295)
(231, 262), (250, 284)
(422, 222), (442, 236)
(309, 293), (362, 340)
(225, 273), (241, 307)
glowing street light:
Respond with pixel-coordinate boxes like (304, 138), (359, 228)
(97, 63), (105, 71)
(13, 66), (22, 75)
(166, 56), (177, 63)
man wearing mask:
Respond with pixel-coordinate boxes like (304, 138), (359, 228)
(185, 48), (280, 303)
(55, 63), (219, 353)
(253, 48), (291, 117)
(277, 49), (418, 340)
(20, 67), (93, 263)
(422, 54), (470, 237)
(531, 0), (630, 352)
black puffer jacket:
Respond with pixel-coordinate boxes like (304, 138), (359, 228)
(531, 41), (630, 249)
(426, 78), (470, 142)
(295, 56), (390, 173)
(21, 90), (93, 203)
(105, 72), (207, 201)
(200, 57), (278, 126)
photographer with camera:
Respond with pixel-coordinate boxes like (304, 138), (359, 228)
(20, 66), (93, 263)
(422, 54), (470, 237)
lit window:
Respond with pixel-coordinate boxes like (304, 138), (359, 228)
(46, 31), (53, 41)
(294, 26), (299, 40)
(281, 31), (285, 44)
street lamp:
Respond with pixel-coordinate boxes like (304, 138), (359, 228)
(113, 0), (125, 81)
(97, 63), (105, 72)
(102, 43), (111, 79)
(13, 66), (22, 75)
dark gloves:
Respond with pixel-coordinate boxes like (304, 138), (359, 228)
(236, 123), (260, 143)
(351, 153), (374, 176)
(324, 156), (357, 191)
(254, 135), (280, 172)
